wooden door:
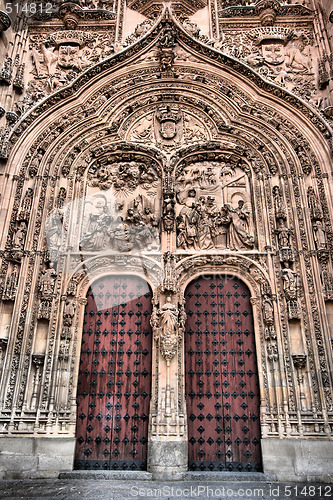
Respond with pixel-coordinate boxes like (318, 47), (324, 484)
(185, 275), (262, 471)
(75, 275), (152, 470)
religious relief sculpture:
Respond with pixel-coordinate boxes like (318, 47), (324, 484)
(38, 263), (57, 320)
(2, 265), (19, 301)
(175, 161), (255, 250)
(88, 161), (159, 193)
(80, 198), (161, 253)
(218, 25), (319, 106)
(28, 30), (114, 98)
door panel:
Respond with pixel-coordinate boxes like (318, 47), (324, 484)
(185, 275), (262, 471)
(75, 275), (152, 470)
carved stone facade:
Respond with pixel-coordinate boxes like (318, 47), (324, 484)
(0, 0), (332, 482)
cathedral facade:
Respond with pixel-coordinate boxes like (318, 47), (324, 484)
(0, 0), (332, 482)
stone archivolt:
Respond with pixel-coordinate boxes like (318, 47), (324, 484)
(0, 3), (332, 480)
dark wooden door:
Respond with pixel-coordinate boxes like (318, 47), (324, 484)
(185, 275), (262, 472)
(75, 275), (152, 470)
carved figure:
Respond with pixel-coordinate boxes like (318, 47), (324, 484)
(63, 300), (76, 327)
(12, 222), (27, 251)
(163, 194), (176, 232)
(39, 263), (57, 300)
(313, 220), (327, 250)
(272, 185), (286, 221)
(40, 44), (57, 76)
(158, 296), (179, 362)
(29, 150), (43, 177)
(276, 220), (291, 248)
(281, 263), (298, 301)
(284, 41), (311, 74)
(226, 200), (254, 250)
(47, 211), (63, 252)
(160, 296), (178, 336)
(2, 265), (19, 301)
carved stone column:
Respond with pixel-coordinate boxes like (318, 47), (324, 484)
(148, 271), (187, 479)
(30, 354), (45, 410)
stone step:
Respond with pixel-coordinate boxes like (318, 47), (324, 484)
(59, 470), (276, 482)
(184, 471), (277, 482)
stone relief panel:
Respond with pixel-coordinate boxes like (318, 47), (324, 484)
(174, 159), (255, 251)
(123, 104), (211, 149)
(27, 29), (115, 98)
(80, 157), (162, 254)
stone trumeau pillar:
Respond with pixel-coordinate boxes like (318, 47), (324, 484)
(148, 253), (187, 479)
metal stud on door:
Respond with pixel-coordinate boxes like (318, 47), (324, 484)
(185, 275), (262, 472)
(75, 275), (152, 470)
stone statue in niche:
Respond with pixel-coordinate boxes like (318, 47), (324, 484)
(39, 262), (57, 300)
(272, 185), (287, 221)
(282, 262), (298, 301)
(175, 161), (255, 251)
(312, 220), (327, 250)
(28, 150), (44, 177)
(158, 296), (179, 363)
(46, 210), (64, 253)
(18, 188), (33, 221)
(63, 300), (76, 327)
(12, 222), (27, 253)
(2, 265), (19, 301)
(307, 186), (323, 221)
(275, 219), (291, 248)
(162, 193), (176, 232)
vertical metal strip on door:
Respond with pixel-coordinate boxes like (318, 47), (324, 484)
(185, 275), (262, 471)
(75, 275), (152, 470)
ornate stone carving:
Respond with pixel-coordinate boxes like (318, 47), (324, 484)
(29, 149), (44, 177)
(281, 262), (300, 320)
(292, 354), (307, 370)
(156, 296), (179, 365)
(63, 300), (76, 327)
(158, 21), (176, 73)
(307, 186), (323, 221)
(88, 160), (158, 193)
(38, 262), (57, 320)
(11, 222), (27, 260)
(2, 265), (19, 302)
(0, 10), (11, 32)
(155, 105), (183, 147)
(175, 161), (255, 250)
(267, 342), (278, 363)
(80, 198), (161, 253)
(18, 188), (33, 221)
(0, 338), (8, 370)
(0, 57), (13, 85)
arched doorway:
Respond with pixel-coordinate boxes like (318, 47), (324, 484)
(74, 275), (152, 470)
(185, 275), (262, 472)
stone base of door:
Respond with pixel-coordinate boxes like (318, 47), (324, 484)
(147, 439), (188, 480)
(0, 436), (75, 479)
(261, 438), (333, 483)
